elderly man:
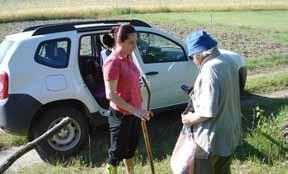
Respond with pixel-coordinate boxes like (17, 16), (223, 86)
(182, 31), (242, 174)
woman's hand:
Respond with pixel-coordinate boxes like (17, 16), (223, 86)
(135, 109), (154, 121)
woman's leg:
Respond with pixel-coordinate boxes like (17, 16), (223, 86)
(106, 108), (140, 174)
(123, 158), (134, 174)
(123, 116), (140, 174)
(106, 109), (128, 173)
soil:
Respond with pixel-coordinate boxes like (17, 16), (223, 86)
(1, 21), (287, 59)
(154, 23), (288, 59)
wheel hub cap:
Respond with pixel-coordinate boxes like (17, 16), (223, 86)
(47, 117), (81, 151)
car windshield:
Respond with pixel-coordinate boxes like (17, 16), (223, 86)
(0, 39), (14, 64)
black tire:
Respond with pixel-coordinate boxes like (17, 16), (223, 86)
(32, 107), (89, 164)
(239, 67), (247, 93)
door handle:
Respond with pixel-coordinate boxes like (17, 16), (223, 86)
(145, 71), (159, 76)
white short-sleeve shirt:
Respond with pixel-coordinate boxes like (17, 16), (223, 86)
(191, 51), (242, 157)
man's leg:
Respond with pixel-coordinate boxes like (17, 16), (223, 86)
(210, 155), (232, 174)
(194, 158), (213, 174)
(194, 155), (232, 174)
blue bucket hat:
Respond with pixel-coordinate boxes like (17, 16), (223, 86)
(186, 30), (217, 57)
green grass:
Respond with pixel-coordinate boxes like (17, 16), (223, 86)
(123, 11), (288, 32)
(235, 99), (288, 173)
(0, 1), (288, 23)
(5, 100), (288, 174)
(245, 54), (288, 73)
(242, 105), (288, 162)
(1, 0), (287, 10)
(0, 133), (27, 150)
(246, 71), (288, 94)
(121, 11), (288, 45)
(231, 159), (288, 174)
(273, 31), (288, 44)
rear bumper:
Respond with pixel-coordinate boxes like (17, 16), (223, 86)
(0, 94), (42, 136)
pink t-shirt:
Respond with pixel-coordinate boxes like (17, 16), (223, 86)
(103, 51), (142, 115)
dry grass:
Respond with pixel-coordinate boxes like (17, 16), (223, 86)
(0, 0), (288, 22)
(1, 0), (288, 9)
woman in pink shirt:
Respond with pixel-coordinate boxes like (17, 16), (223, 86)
(103, 24), (151, 174)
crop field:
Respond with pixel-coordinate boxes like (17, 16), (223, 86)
(0, 0), (288, 22)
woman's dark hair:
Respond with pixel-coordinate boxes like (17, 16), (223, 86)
(102, 34), (114, 48)
(111, 24), (136, 43)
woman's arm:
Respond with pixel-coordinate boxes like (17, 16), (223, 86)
(105, 80), (151, 120)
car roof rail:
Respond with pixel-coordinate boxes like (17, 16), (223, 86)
(23, 19), (151, 36)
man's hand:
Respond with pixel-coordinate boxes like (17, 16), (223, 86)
(181, 113), (193, 126)
(182, 112), (209, 126)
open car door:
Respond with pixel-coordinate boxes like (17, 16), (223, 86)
(133, 28), (199, 110)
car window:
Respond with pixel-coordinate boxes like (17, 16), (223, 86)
(137, 32), (187, 64)
(80, 36), (92, 56)
(0, 40), (14, 64)
(35, 38), (70, 68)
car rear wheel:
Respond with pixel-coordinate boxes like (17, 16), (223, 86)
(239, 67), (247, 93)
(32, 107), (89, 164)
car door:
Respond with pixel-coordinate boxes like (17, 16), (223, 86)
(32, 32), (78, 103)
(134, 28), (199, 110)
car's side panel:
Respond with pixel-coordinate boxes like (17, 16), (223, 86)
(7, 31), (101, 115)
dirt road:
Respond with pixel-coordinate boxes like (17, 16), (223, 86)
(0, 147), (42, 172)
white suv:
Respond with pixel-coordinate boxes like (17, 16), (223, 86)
(0, 20), (246, 162)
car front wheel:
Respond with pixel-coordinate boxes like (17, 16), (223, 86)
(32, 107), (89, 164)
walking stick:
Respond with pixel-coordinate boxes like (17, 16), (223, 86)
(140, 77), (155, 174)
(141, 119), (155, 174)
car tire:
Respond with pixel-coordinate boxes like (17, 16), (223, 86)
(239, 67), (247, 93)
(32, 107), (89, 164)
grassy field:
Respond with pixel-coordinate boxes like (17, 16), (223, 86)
(0, 133), (27, 151)
(5, 99), (288, 174)
(2, 0), (288, 9)
(0, 0), (288, 22)
(245, 54), (288, 73)
(121, 11), (288, 45)
(0, 6), (288, 174)
(123, 10), (288, 32)
(246, 70), (288, 94)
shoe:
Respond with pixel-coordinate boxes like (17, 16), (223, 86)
(106, 163), (116, 174)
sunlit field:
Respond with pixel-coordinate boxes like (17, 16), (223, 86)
(0, 0), (288, 22)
